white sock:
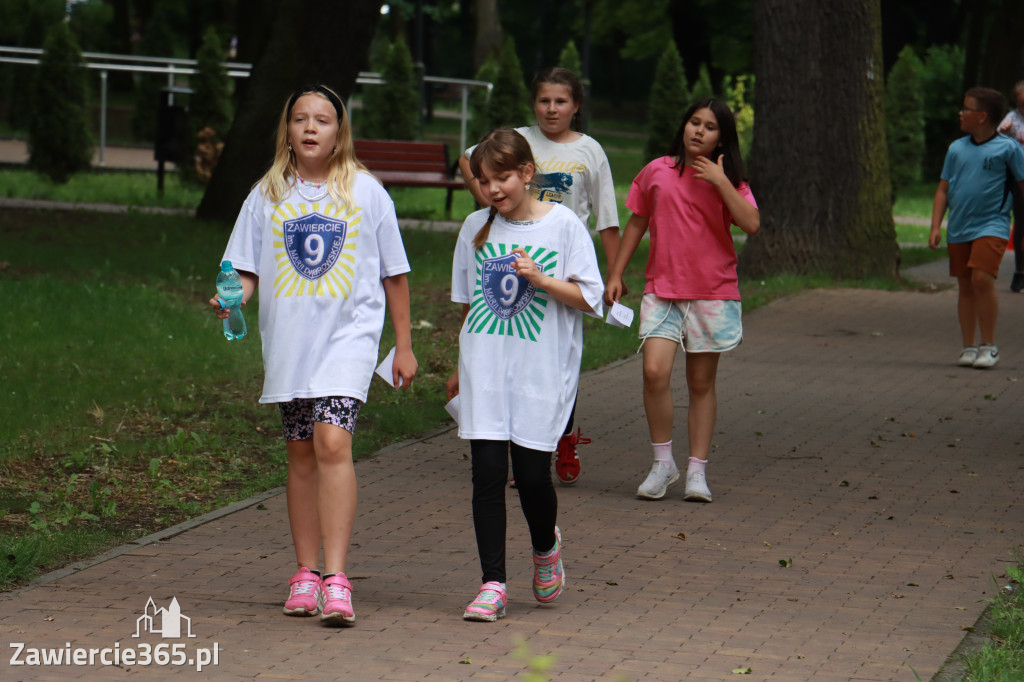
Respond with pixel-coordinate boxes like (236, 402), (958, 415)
(652, 441), (675, 467)
(687, 456), (707, 475)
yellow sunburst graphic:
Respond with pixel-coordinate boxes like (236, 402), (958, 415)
(270, 202), (361, 298)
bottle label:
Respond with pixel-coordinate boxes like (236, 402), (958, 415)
(283, 212), (348, 281)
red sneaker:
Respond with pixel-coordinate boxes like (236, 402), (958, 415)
(555, 429), (590, 485)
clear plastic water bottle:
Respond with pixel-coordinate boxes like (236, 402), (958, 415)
(216, 260), (247, 340)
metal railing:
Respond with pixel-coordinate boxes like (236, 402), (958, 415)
(0, 46), (491, 164)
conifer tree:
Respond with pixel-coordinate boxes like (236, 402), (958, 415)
(885, 45), (925, 194)
(189, 27), (233, 182)
(29, 21), (92, 184)
(360, 36), (419, 140)
(132, 8), (175, 142)
(485, 38), (530, 132)
(644, 40), (689, 163)
(689, 63), (714, 102)
(469, 55), (500, 142)
(558, 41), (582, 78)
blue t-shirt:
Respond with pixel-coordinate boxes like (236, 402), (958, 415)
(941, 133), (1024, 243)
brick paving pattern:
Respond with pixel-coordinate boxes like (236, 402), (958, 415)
(1, 146), (1021, 678)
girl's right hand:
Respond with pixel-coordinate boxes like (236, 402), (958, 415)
(604, 276), (624, 305)
(445, 370), (459, 401)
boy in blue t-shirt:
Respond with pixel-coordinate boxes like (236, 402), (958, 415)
(930, 86), (1024, 369)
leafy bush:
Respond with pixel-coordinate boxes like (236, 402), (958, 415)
(469, 55), (500, 142)
(558, 40), (582, 78)
(723, 74), (755, 159)
(885, 45), (926, 194)
(644, 40), (689, 162)
(921, 44), (965, 180)
(484, 37), (530, 133)
(28, 21), (92, 184)
(360, 35), (420, 140)
(188, 27), (233, 182)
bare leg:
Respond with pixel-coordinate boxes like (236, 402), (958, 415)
(313, 422), (357, 575)
(286, 438), (321, 571)
(971, 269), (998, 345)
(642, 337), (679, 443)
(684, 352), (721, 461)
(956, 274), (976, 347)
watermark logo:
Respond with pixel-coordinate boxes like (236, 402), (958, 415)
(10, 597), (219, 671)
(134, 597), (196, 639)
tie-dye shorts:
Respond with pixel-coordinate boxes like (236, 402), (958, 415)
(638, 293), (743, 352)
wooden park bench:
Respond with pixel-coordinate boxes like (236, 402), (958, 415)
(354, 139), (465, 217)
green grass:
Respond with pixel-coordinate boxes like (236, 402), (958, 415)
(0, 168), (202, 209)
(949, 560), (1024, 680)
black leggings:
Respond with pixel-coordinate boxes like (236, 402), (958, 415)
(470, 440), (557, 584)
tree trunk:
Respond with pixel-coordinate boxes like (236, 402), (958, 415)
(196, 0), (383, 224)
(473, 0), (503, 72)
(739, 0), (897, 279)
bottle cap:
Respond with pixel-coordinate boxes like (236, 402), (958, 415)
(221, 260), (233, 272)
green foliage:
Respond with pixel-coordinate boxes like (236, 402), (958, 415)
(723, 74), (755, 159)
(485, 37), (530, 133)
(885, 45), (926, 194)
(592, 0), (672, 61)
(132, 7), (176, 142)
(644, 40), (689, 163)
(360, 35), (420, 140)
(921, 44), (965, 180)
(191, 27), (233, 144)
(690, 63), (715, 102)
(469, 55), (500, 142)
(67, 0), (114, 52)
(558, 41), (582, 78)
(28, 21), (92, 184)
(0, 0), (64, 131)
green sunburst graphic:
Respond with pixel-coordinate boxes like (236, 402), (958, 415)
(466, 243), (557, 340)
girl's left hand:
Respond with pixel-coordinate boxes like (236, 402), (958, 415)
(692, 154), (727, 186)
(512, 247), (544, 286)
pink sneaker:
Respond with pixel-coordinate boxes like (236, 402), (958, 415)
(283, 566), (323, 616)
(321, 573), (356, 626)
(463, 581), (507, 622)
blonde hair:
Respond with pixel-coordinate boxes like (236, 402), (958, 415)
(258, 84), (367, 207)
(468, 128), (535, 249)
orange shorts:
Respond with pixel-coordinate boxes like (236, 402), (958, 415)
(948, 236), (1008, 278)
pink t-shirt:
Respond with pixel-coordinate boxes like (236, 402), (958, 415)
(626, 157), (757, 300)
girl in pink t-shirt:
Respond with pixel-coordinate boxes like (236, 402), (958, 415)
(605, 98), (759, 503)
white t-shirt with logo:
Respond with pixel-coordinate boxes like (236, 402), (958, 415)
(466, 126), (619, 231)
(451, 203), (605, 451)
(222, 173), (410, 403)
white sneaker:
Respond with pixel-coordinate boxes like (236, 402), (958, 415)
(683, 470), (713, 502)
(636, 461), (680, 500)
(958, 346), (978, 367)
(973, 344), (999, 369)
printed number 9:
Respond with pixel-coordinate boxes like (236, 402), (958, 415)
(499, 274), (519, 306)
(304, 234), (324, 266)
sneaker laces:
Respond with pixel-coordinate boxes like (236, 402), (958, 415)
(472, 584), (504, 606)
(324, 581), (351, 601)
(535, 544), (560, 582)
(290, 578), (319, 597)
(559, 429), (591, 459)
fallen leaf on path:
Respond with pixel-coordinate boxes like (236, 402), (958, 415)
(779, 558), (792, 568)
(732, 667), (753, 674)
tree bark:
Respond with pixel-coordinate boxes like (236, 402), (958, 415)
(196, 0), (383, 224)
(739, 0), (898, 279)
(473, 0), (503, 72)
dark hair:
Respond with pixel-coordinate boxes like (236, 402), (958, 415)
(468, 128), (535, 249)
(287, 83), (345, 123)
(668, 97), (747, 187)
(531, 67), (583, 130)
(965, 87), (1007, 125)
